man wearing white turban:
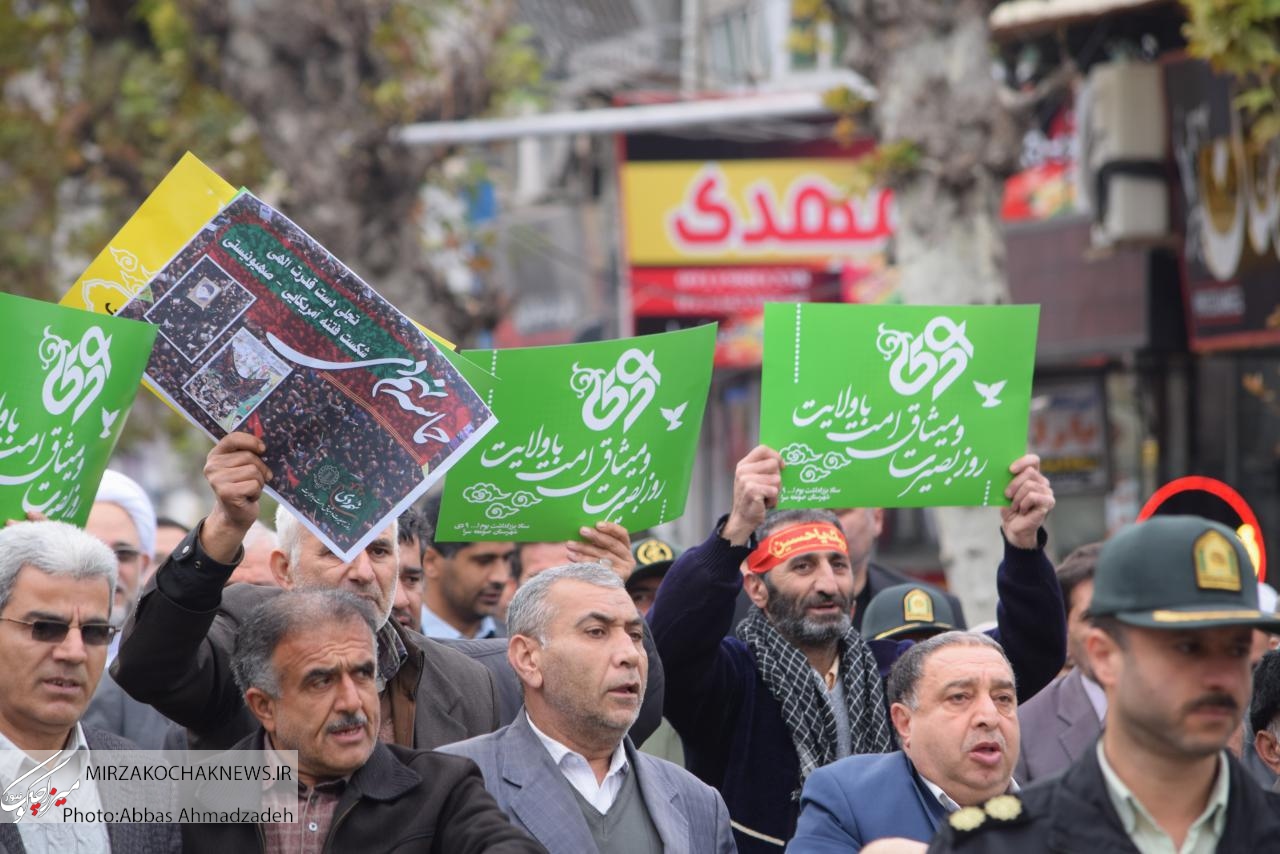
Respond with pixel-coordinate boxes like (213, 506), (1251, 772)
(83, 468), (183, 749)
(86, 469), (156, 636)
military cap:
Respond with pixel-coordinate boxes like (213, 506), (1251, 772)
(1088, 515), (1280, 631)
(627, 536), (682, 591)
(861, 583), (958, 640)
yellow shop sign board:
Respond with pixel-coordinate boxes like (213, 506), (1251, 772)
(621, 159), (895, 266)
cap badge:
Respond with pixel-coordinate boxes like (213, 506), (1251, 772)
(902, 588), (934, 623)
(1193, 530), (1242, 592)
(636, 539), (674, 565)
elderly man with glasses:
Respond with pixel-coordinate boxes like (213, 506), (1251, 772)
(0, 520), (179, 853)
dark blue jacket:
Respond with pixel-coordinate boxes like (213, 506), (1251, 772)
(788, 751), (947, 853)
(647, 526), (1064, 853)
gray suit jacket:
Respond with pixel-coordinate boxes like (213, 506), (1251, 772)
(439, 712), (736, 854)
(1014, 668), (1102, 784)
(0, 728), (180, 854)
(83, 673), (185, 751)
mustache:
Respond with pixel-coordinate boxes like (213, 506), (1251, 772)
(326, 713), (369, 734)
(1185, 693), (1240, 715)
(804, 591), (853, 610)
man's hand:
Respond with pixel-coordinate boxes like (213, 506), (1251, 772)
(5, 510), (48, 527)
(566, 521), (635, 581)
(721, 445), (782, 547)
(201, 432), (272, 564)
(1000, 454), (1054, 550)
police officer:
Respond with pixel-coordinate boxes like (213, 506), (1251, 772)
(862, 583), (959, 643)
(928, 515), (1280, 852)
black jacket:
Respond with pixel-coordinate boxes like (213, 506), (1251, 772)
(927, 741), (1280, 853)
(112, 527), (501, 750)
(181, 731), (546, 854)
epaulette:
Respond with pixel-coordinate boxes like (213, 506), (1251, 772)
(946, 793), (1029, 840)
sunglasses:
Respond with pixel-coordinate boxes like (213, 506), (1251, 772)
(0, 618), (117, 646)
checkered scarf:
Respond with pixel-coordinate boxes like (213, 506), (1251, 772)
(737, 607), (895, 795)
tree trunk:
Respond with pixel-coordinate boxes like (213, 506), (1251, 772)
(833, 0), (1023, 622)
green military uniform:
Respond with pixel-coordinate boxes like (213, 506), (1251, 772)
(927, 515), (1280, 853)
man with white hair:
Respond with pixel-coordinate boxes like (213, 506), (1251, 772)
(440, 563), (734, 853)
(112, 432), (501, 751)
(0, 521), (179, 852)
(225, 520), (278, 587)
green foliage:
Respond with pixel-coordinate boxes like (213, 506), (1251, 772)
(0, 0), (269, 303)
(1182, 0), (1280, 144)
(488, 23), (547, 112)
(846, 140), (922, 197)
(368, 1), (544, 122)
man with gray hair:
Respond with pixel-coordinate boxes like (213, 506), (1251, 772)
(440, 563), (735, 853)
(0, 521), (179, 852)
(789, 632), (1020, 853)
(185, 588), (543, 854)
(114, 431), (500, 751)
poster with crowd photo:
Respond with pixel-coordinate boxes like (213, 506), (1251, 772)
(0, 293), (157, 526)
(436, 325), (717, 541)
(117, 193), (496, 560)
(761, 303), (1039, 508)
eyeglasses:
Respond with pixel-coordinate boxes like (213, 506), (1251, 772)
(0, 618), (117, 646)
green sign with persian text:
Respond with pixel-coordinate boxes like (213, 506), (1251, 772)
(761, 303), (1039, 508)
(438, 325), (717, 540)
(0, 293), (157, 524)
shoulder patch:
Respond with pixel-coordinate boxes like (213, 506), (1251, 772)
(949, 806), (986, 833)
(984, 794), (1023, 822)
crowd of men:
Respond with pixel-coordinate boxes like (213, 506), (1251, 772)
(3, 428), (1280, 853)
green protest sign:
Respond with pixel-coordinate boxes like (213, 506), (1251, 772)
(0, 293), (157, 525)
(438, 325), (717, 541)
(761, 303), (1039, 508)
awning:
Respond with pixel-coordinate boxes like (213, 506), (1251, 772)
(989, 0), (1174, 42)
(394, 71), (874, 146)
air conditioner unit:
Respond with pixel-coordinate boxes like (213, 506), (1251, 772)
(1079, 60), (1169, 247)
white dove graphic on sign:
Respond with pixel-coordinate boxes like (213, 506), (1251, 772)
(973, 380), (1006, 408)
(660, 402), (687, 431)
(99, 408), (119, 439)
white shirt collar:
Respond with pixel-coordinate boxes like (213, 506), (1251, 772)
(0, 723), (92, 811)
(1096, 740), (1230, 841)
(418, 604), (499, 640)
(918, 770), (1019, 814)
(526, 713), (628, 777)
(525, 712), (629, 814)
(0, 724), (90, 774)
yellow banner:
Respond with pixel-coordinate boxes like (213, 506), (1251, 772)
(62, 153), (237, 315)
(621, 159), (895, 266)
(61, 152), (458, 353)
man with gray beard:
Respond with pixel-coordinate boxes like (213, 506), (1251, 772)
(647, 445), (1065, 853)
